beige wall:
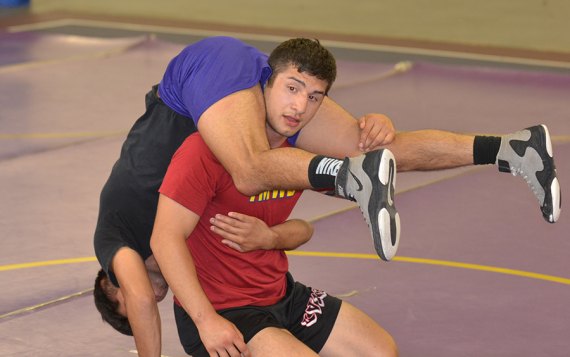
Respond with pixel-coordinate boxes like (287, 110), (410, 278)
(31, 0), (570, 54)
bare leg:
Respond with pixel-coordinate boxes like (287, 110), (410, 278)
(248, 327), (318, 357)
(320, 301), (398, 357)
(387, 130), (475, 172)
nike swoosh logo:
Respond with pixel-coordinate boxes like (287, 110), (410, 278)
(349, 170), (364, 192)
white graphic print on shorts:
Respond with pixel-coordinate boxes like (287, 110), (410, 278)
(301, 288), (327, 327)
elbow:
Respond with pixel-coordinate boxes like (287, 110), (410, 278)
(123, 284), (158, 315)
(150, 235), (157, 253)
(305, 221), (315, 241)
(136, 291), (158, 308)
(149, 234), (163, 259)
(296, 221), (314, 247)
(304, 223), (314, 243)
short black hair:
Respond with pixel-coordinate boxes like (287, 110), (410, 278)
(268, 38), (336, 94)
(93, 269), (133, 336)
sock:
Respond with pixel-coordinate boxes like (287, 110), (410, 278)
(308, 156), (344, 189)
(473, 135), (501, 165)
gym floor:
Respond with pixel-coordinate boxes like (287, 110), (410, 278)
(1, 10), (569, 357)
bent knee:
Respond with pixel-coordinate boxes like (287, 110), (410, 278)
(231, 163), (269, 195)
(233, 177), (263, 196)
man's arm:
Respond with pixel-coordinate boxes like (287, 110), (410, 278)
(271, 218), (313, 250)
(209, 212), (313, 252)
(112, 248), (161, 357)
(150, 194), (250, 357)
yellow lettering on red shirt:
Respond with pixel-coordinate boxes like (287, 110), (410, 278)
(249, 189), (296, 203)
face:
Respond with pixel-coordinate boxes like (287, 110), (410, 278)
(264, 65), (328, 141)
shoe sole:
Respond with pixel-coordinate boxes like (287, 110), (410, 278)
(539, 125), (561, 223)
(363, 149), (400, 261)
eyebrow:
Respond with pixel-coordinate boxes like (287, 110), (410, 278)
(287, 76), (325, 96)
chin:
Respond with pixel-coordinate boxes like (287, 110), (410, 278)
(282, 127), (300, 137)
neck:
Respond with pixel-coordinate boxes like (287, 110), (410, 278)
(265, 124), (287, 149)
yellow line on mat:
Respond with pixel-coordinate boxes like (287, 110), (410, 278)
(1, 251), (567, 319)
(285, 251), (570, 285)
(2, 253), (569, 286)
(0, 257), (97, 271)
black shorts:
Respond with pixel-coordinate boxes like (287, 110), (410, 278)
(174, 273), (342, 356)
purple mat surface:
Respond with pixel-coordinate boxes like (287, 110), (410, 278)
(295, 142), (570, 356)
(0, 32), (146, 67)
(331, 61), (570, 135)
(0, 37), (182, 160)
(1, 31), (569, 356)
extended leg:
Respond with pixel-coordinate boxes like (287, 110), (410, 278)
(386, 129), (474, 172)
(386, 126), (561, 223)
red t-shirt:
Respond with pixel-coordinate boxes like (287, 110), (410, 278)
(159, 133), (302, 310)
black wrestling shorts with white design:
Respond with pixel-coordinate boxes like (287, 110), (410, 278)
(174, 273), (342, 356)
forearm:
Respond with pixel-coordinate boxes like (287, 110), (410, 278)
(270, 219), (313, 250)
(152, 234), (216, 322)
(128, 297), (162, 357)
(113, 249), (162, 357)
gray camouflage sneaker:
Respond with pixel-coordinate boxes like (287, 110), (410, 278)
(497, 124), (561, 223)
(335, 149), (400, 261)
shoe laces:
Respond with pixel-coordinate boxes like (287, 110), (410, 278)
(511, 167), (540, 202)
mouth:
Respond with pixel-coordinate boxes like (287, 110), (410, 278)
(284, 115), (300, 128)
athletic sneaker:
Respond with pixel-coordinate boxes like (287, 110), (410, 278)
(497, 124), (561, 223)
(335, 149), (400, 261)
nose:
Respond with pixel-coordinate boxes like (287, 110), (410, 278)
(292, 95), (308, 115)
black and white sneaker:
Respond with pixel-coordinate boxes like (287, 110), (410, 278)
(335, 149), (400, 261)
(497, 124), (561, 223)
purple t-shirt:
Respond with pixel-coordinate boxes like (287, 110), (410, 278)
(158, 36), (300, 145)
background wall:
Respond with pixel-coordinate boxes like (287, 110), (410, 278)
(29, 0), (570, 54)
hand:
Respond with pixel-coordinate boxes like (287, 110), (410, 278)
(210, 212), (278, 252)
(358, 113), (396, 151)
(198, 314), (250, 357)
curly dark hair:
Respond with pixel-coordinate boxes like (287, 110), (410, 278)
(268, 38), (336, 94)
(93, 269), (133, 336)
